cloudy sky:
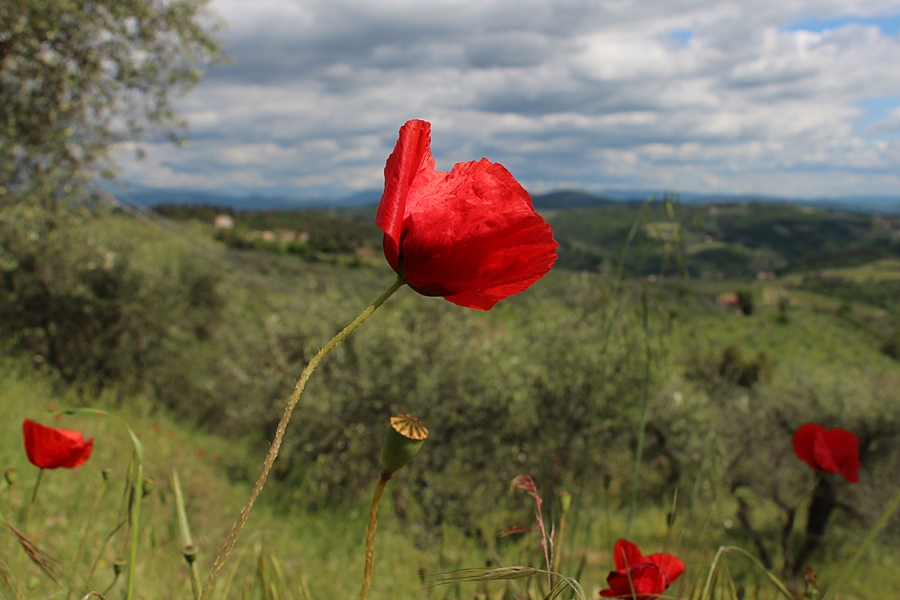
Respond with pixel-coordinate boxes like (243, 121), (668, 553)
(118, 0), (900, 202)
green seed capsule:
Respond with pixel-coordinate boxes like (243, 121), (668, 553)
(380, 414), (428, 475)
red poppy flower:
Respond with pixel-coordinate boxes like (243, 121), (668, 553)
(375, 119), (558, 310)
(599, 539), (684, 600)
(791, 423), (859, 484)
(22, 419), (94, 469)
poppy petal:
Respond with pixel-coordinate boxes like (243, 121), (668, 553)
(376, 119), (434, 265)
(628, 564), (670, 595)
(812, 430), (840, 473)
(375, 120), (558, 310)
(647, 553), (686, 583)
(601, 571), (635, 598)
(397, 160), (556, 303)
(792, 423), (824, 470)
(823, 428), (860, 483)
(22, 419), (93, 470)
(602, 565), (668, 599)
(56, 437), (94, 468)
(612, 539), (645, 572)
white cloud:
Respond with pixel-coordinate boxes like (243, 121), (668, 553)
(119, 0), (900, 200)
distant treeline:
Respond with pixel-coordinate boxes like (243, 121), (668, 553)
(546, 201), (900, 278)
(153, 203), (384, 258)
(801, 277), (900, 314)
(149, 200), (900, 279)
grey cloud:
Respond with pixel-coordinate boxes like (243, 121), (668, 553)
(465, 32), (553, 68)
(118, 0), (900, 200)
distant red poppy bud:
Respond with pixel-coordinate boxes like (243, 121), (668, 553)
(599, 539), (684, 600)
(22, 419), (93, 470)
(792, 423), (860, 484)
(376, 119), (558, 310)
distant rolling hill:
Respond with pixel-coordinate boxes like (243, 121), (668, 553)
(531, 190), (619, 209)
(116, 185), (900, 215)
(137, 186), (900, 280)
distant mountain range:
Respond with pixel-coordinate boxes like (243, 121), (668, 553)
(114, 185), (900, 214)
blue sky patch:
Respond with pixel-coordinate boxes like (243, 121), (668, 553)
(854, 97), (900, 126)
(789, 13), (900, 36)
(854, 96), (900, 140)
(669, 29), (694, 47)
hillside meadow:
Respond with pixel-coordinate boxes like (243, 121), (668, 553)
(1, 204), (900, 598)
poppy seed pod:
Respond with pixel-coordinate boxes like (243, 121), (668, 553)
(113, 558), (126, 577)
(380, 414), (428, 475)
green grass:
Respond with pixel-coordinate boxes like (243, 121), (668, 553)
(3, 348), (900, 599)
(0, 359), (446, 599)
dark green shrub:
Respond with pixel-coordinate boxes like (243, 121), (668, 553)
(685, 344), (772, 392)
(0, 208), (224, 396)
(255, 276), (675, 530)
(881, 330), (900, 359)
(776, 297), (791, 324)
(736, 289), (754, 315)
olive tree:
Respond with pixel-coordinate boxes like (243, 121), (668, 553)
(0, 0), (223, 208)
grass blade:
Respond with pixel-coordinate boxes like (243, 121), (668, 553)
(821, 486), (900, 600)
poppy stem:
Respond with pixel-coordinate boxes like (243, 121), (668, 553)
(125, 459), (143, 600)
(23, 468), (44, 532)
(200, 275), (407, 600)
(359, 471), (391, 600)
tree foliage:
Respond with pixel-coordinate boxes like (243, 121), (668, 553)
(0, 0), (222, 207)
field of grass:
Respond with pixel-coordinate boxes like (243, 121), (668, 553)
(0, 359), (457, 600)
(3, 202), (900, 599)
(3, 345), (899, 599)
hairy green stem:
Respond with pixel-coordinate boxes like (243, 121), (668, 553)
(22, 469), (43, 532)
(359, 472), (391, 600)
(200, 276), (406, 599)
(126, 461), (143, 600)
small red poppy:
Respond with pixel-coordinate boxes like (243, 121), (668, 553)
(22, 419), (94, 470)
(599, 539), (685, 600)
(376, 119), (558, 310)
(791, 423), (860, 483)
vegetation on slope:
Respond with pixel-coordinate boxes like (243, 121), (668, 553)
(3, 200), (900, 597)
